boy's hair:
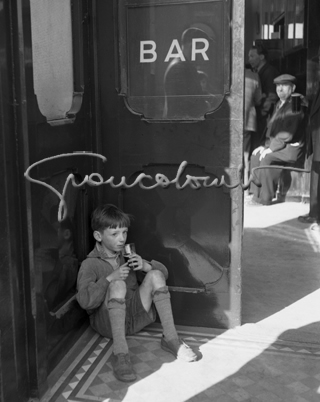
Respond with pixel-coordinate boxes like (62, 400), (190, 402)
(91, 204), (131, 232)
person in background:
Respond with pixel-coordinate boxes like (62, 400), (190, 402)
(248, 74), (306, 206)
(244, 64), (262, 188)
(248, 44), (279, 142)
(163, 27), (212, 118)
(298, 50), (320, 231)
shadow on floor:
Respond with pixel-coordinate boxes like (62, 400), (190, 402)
(186, 322), (320, 402)
(242, 215), (320, 324)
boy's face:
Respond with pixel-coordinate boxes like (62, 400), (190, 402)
(94, 226), (128, 253)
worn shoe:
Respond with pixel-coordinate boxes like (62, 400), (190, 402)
(161, 336), (197, 362)
(298, 214), (318, 224)
(111, 353), (136, 382)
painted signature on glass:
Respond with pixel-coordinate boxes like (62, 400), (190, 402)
(24, 152), (308, 221)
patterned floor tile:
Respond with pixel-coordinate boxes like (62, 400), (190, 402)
(44, 328), (320, 402)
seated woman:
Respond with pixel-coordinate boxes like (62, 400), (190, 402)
(249, 74), (306, 205)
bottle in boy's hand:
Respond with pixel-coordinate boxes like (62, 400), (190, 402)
(122, 243), (136, 268)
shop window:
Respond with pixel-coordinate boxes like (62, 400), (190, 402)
(117, 0), (231, 121)
(30, 0), (83, 124)
(259, 0), (304, 53)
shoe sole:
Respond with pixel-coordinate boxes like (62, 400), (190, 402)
(113, 371), (137, 382)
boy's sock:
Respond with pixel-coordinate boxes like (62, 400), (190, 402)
(152, 286), (178, 341)
(107, 298), (128, 355)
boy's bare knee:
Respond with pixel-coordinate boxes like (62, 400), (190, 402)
(108, 280), (127, 298)
(145, 270), (166, 287)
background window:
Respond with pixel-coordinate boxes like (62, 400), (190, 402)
(30, 0), (74, 121)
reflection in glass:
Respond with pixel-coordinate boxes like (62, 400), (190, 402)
(43, 217), (78, 311)
(30, 0), (73, 120)
(163, 26), (215, 119)
(33, 170), (86, 356)
(123, 0), (229, 120)
(295, 0), (304, 42)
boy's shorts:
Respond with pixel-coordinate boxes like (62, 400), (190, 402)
(90, 288), (156, 338)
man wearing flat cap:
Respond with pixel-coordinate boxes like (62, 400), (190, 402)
(249, 74), (307, 205)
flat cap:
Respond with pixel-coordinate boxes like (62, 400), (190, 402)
(274, 74), (296, 85)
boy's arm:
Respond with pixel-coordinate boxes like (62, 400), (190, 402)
(76, 262), (109, 310)
(143, 259), (169, 280)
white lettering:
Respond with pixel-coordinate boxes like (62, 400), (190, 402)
(140, 41), (157, 63)
(24, 153), (309, 222)
(164, 39), (185, 62)
(191, 38), (209, 61)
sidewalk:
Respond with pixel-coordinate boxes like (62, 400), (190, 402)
(242, 201), (320, 344)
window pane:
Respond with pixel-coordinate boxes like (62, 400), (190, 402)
(295, 0), (304, 42)
(30, 0), (73, 121)
(119, 0), (230, 121)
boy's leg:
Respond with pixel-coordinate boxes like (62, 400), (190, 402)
(106, 280), (128, 354)
(106, 280), (136, 382)
(139, 270), (197, 362)
(139, 270), (178, 340)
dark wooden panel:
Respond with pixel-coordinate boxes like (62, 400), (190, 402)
(0, 1), (30, 400)
(96, 0), (244, 329)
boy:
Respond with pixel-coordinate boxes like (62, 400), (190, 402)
(76, 204), (197, 382)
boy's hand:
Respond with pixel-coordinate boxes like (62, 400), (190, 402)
(107, 264), (131, 281)
(128, 254), (152, 272)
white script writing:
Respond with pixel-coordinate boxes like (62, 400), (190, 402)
(24, 152), (308, 222)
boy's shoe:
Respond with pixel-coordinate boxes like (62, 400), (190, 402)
(111, 353), (137, 382)
(161, 335), (197, 362)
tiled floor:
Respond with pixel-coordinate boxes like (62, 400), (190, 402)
(43, 326), (320, 402)
(42, 202), (320, 402)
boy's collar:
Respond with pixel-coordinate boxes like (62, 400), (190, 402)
(96, 242), (120, 259)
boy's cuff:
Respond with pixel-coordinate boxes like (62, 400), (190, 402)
(142, 259), (153, 271)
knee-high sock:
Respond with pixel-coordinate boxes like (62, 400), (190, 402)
(153, 286), (178, 341)
(107, 298), (128, 355)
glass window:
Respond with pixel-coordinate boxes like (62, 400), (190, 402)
(295, 0), (304, 43)
(118, 0), (231, 121)
(30, 0), (74, 121)
(285, 0), (305, 52)
(32, 169), (87, 362)
(261, 1), (270, 39)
